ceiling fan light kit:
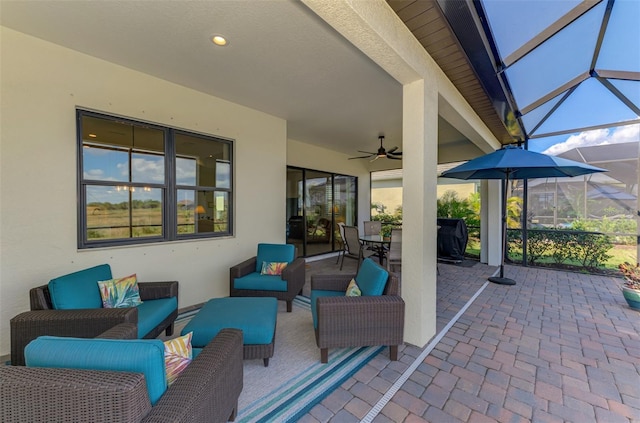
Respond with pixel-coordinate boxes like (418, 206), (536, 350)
(349, 135), (402, 161)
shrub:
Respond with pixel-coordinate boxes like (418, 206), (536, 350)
(506, 229), (613, 271)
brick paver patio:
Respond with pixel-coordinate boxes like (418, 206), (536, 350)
(300, 258), (640, 423)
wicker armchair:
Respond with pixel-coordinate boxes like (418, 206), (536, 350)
(230, 243), (305, 312)
(10, 279), (178, 366)
(311, 265), (405, 363)
(0, 325), (243, 423)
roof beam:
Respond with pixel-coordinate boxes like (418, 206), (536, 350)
(529, 118), (640, 139)
(596, 76), (640, 116)
(590, 0), (615, 71)
(528, 87), (576, 137)
(520, 71), (590, 115)
(595, 70), (640, 82)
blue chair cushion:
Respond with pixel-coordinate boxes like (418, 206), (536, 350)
(48, 264), (112, 310)
(137, 297), (178, 338)
(233, 272), (288, 292)
(310, 289), (345, 329)
(182, 297), (277, 347)
(355, 258), (389, 296)
(255, 243), (295, 273)
(25, 336), (166, 405)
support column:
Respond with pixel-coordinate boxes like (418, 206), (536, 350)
(481, 180), (502, 266)
(402, 79), (438, 346)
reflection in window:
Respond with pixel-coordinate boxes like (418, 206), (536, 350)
(78, 110), (233, 248)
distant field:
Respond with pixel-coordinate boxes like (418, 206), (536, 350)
(87, 208), (198, 239)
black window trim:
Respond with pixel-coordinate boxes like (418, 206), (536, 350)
(77, 108), (234, 249)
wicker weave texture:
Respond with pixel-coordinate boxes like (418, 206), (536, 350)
(0, 364), (153, 422)
(0, 328), (244, 423)
(312, 269), (405, 357)
(11, 281), (179, 366)
(142, 328), (243, 423)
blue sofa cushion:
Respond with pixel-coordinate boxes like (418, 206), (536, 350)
(137, 297), (178, 338)
(310, 290), (345, 329)
(233, 272), (288, 292)
(25, 336), (167, 405)
(255, 243), (295, 273)
(48, 264), (111, 310)
(355, 258), (389, 296)
(182, 297), (277, 347)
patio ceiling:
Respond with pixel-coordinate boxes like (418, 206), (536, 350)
(2, 1), (635, 160)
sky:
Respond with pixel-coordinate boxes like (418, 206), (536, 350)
(536, 123), (640, 155)
(83, 148), (231, 204)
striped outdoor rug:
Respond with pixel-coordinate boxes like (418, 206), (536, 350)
(236, 296), (383, 422)
(170, 296), (382, 423)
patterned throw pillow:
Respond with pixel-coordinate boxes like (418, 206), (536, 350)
(97, 274), (143, 308)
(260, 261), (288, 276)
(164, 332), (193, 386)
(345, 278), (361, 297)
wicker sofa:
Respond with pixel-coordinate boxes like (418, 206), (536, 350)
(10, 264), (179, 366)
(311, 258), (405, 363)
(0, 324), (244, 423)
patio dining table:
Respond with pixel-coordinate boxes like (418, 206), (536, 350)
(359, 234), (390, 265)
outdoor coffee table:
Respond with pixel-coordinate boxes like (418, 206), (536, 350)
(181, 296), (278, 366)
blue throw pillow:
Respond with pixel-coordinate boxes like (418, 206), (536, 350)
(355, 258), (388, 296)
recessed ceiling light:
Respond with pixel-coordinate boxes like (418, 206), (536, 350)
(211, 35), (228, 46)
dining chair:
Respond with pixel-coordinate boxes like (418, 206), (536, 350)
(340, 226), (374, 271)
(335, 222), (346, 264)
(363, 221), (382, 236)
(364, 220), (386, 260)
(386, 228), (402, 272)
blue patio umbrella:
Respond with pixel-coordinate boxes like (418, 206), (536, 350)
(441, 145), (606, 285)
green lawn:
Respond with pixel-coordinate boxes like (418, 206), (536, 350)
(465, 240), (635, 274)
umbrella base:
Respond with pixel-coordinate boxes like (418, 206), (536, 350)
(488, 276), (516, 285)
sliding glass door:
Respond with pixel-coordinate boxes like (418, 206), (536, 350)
(286, 167), (357, 257)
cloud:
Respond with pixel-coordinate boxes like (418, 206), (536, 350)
(176, 157), (196, 185)
(132, 157), (165, 182)
(84, 169), (105, 179)
(543, 123), (640, 155)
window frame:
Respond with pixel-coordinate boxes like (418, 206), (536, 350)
(77, 109), (234, 249)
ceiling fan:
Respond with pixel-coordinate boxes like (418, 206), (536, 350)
(348, 135), (402, 161)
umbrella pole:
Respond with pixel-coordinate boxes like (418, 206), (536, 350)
(488, 173), (516, 285)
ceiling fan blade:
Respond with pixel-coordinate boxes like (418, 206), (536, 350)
(347, 136), (401, 161)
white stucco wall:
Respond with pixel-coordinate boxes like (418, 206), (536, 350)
(0, 27), (289, 356)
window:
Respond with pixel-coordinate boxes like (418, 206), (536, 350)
(78, 110), (233, 248)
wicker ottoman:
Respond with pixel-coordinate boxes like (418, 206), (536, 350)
(182, 297), (277, 367)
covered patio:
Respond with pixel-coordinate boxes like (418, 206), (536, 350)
(300, 257), (640, 422)
(1, 0), (638, 421)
